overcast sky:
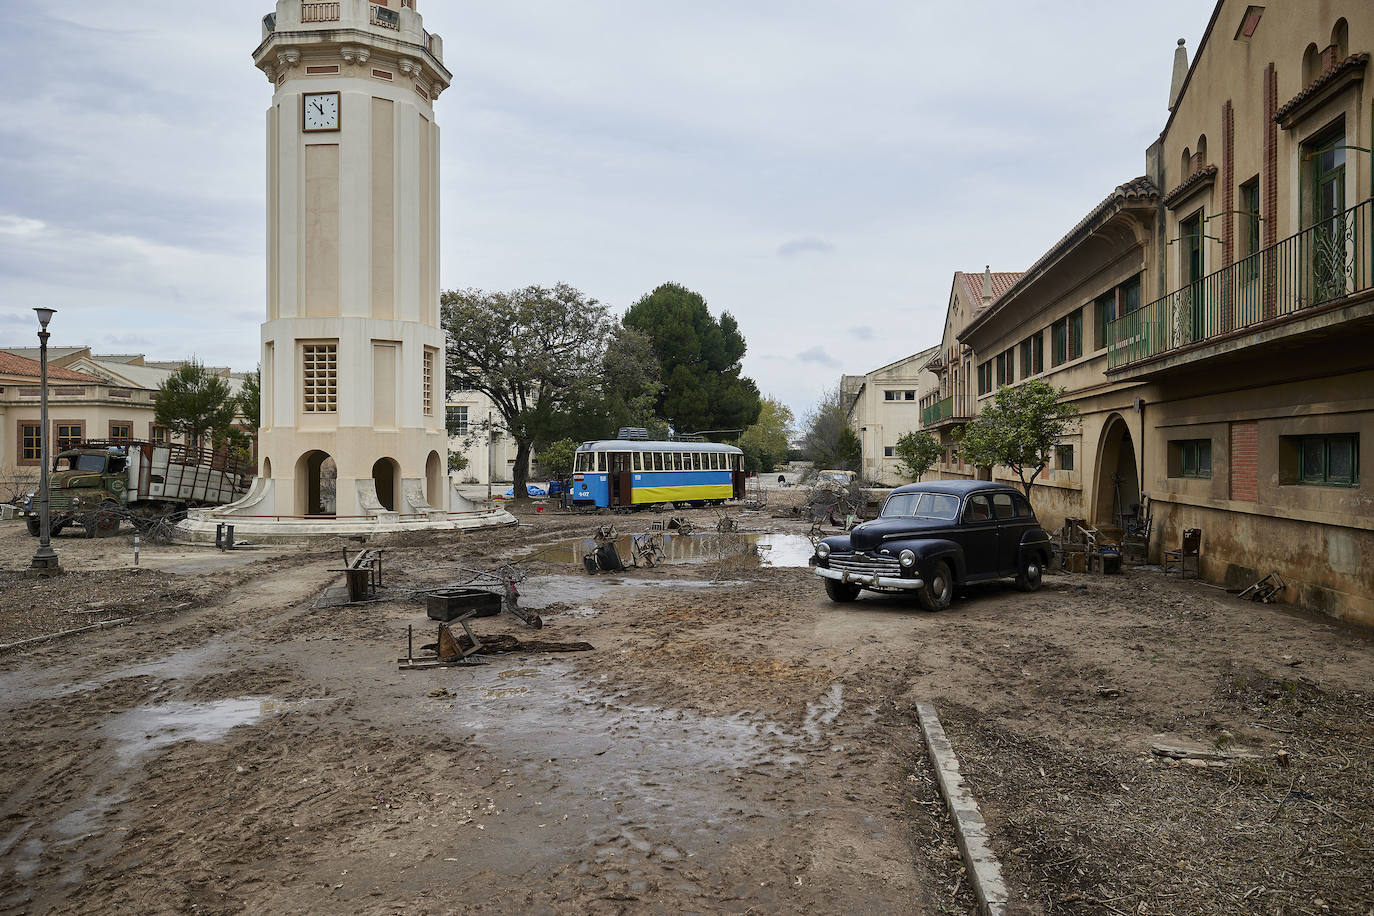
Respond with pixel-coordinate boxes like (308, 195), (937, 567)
(0, 2), (1215, 421)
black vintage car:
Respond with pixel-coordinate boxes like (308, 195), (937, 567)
(812, 480), (1052, 610)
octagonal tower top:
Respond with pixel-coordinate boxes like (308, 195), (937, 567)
(254, 0), (450, 94)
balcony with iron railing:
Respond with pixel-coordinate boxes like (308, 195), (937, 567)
(921, 395), (969, 429)
(1106, 197), (1374, 377)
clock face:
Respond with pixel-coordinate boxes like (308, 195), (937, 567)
(302, 92), (340, 131)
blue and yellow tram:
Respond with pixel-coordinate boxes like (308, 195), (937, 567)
(571, 439), (745, 508)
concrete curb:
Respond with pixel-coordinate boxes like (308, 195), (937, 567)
(916, 702), (1009, 916)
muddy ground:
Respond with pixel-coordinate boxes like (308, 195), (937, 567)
(1, 497), (1371, 915)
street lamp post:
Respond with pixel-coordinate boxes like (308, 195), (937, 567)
(30, 307), (61, 574)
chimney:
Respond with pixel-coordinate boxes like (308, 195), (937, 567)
(1168, 38), (1189, 111)
(981, 265), (993, 304)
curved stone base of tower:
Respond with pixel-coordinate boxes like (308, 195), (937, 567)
(175, 479), (514, 543)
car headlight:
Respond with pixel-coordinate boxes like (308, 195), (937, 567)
(899, 549), (916, 568)
(816, 542), (830, 559)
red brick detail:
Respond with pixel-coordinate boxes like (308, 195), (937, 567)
(1230, 421), (1259, 502)
(372, 68), (393, 80)
(1221, 99), (1236, 331)
(306, 65), (339, 74)
(1262, 63), (1279, 319)
(1262, 64), (1278, 248)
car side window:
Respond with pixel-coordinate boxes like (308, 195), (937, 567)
(991, 493), (1015, 519)
(963, 495), (991, 522)
(1011, 492), (1034, 517)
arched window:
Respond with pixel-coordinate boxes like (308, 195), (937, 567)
(1195, 134), (1208, 169)
(1180, 146), (1192, 177)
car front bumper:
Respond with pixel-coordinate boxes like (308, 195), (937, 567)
(815, 566), (924, 591)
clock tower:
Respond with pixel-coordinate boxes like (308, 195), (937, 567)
(184, 0), (512, 537)
(236, 0), (456, 524)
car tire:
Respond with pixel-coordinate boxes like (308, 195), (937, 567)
(917, 560), (954, 612)
(824, 577), (861, 603)
(1016, 553), (1043, 592)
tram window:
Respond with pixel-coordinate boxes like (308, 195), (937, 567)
(707, 453), (716, 470)
(633, 453), (641, 471)
(597, 452), (606, 472)
(670, 453), (680, 471)
(695, 453), (703, 470)
(713, 453), (722, 470)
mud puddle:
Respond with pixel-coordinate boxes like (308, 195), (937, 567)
(103, 696), (305, 763)
(432, 662), (846, 832)
(516, 575), (744, 610)
(0, 645), (230, 709)
(520, 532), (814, 568)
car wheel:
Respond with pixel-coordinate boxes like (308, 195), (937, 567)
(918, 560), (954, 612)
(824, 577), (861, 603)
(25, 515), (41, 537)
(1016, 553), (1043, 592)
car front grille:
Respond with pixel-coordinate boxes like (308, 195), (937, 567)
(827, 552), (901, 577)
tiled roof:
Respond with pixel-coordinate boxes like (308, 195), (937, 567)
(0, 352), (104, 383)
(1163, 164), (1218, 209)
(955, 271), (1023, 308)
(1275, 53), (1370, 125)
(958, 176), (1159, 340)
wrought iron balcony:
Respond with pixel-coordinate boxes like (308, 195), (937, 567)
(921, 396), (954, 427)
(1107, 197), (1373, 372)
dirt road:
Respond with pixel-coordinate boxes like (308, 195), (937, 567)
(1, 505), (1371, 915)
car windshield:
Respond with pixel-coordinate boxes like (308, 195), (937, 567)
(881, 492), (960, 520)
(53, 455), (106, 473)
(818, 472), (850, 484)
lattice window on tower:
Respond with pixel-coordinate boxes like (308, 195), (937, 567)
(302, 343), (338, 413)
(423, 348), (436, 416)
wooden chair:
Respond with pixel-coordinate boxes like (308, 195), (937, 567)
(1122, 514), (1152, 565)
(1164, 528), (1201, 578)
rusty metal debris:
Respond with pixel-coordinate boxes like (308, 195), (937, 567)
(446, 563), (542, 629)
(1238, 572), (1285, 603)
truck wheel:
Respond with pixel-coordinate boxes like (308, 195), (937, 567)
(917, 560), (954, 612)
(824, 577), (860, 603)
(25, 515), (40, 537)
(1016, 554), (1043, 592)
(85, 501), (122, 538)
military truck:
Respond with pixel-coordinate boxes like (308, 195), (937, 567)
(24, 439), (252, 538)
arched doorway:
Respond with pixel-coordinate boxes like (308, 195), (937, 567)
(425, 450), (443, 509)
(261, 456), (272, 480)
(295, 450), (336, 516)
(372, 457), (400, 512)
(1093, 414), (1140, 530)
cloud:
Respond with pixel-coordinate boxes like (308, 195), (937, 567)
(849, 326), (876, 341)
(797, 346), (840, 369)
(776, 237), (835, 258)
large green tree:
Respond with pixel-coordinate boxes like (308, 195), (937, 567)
(622, 282), (761, 435)
(955, 380), (1078, 499)
(154, 360), (243, 453)
(738, 396), (794, 472)
(442, 283), (617, 502)
(800, 386), (861, 472)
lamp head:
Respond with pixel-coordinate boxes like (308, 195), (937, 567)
(34, 307), (55, 329)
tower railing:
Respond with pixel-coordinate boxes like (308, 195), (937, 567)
(301, 2), (341, 22)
